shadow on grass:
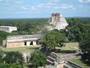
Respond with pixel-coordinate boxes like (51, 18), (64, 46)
(40, 48), (77, 56)
(80, 58), (90, 66)
(28, 47), (39, 50)
(53, 49), (76, 54)
(59, 50), (76, 53)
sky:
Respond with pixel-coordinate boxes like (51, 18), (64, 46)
(0, 0), (90, 18)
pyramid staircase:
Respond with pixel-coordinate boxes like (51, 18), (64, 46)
(47, 52), (57, 65)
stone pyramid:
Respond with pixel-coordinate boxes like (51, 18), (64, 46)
(47, 13), (68, 30)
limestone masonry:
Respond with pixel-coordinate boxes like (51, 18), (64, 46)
(48, 13), (68, 30)
(0, 26), (17, 33)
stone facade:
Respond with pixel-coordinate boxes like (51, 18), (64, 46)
(48, 13), (68, 30)
(6, 42), (25, 48)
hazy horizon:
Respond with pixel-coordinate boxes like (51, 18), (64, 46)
(0, 17), (90, 20)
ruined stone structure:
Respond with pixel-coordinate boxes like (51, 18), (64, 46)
(0, 26), (17, 33)
(3, 34), (41, 48)
(48, 13), (68, 30)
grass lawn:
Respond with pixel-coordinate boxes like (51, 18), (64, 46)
(69, 59), (90, 68)
(55, 42), (80, 55)
(56, 42), (80, 51)
(1, 46), (40, 53)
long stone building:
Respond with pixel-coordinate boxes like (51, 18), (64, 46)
(3, 34), (41, 48)
(0, 26), (17, 33)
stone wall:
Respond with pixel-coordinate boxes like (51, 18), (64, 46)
(6, 42), (25, 48)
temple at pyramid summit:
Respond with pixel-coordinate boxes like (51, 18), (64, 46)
(47, 13), (68, 30)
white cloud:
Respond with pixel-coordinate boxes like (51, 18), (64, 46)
(36, 3), (55, 9)
(34, 0), (74, 10)
(30, 3), (75, 10)
(0, 0), (23, 4)
(79, 5), (90, 9)
(1, 0), (75, 12)
(31, 6), (36, 10)
(49, 0), (60, 3)
(54, 4), (75, 10)
(0, 0), (14, 2)
(19, 6), (37, 11)
(79, 0), (90, 3)
(21, 6), (29, 10)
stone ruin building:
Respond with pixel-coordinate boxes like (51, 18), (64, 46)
(3, 34), (41, 48)
(0, 26), (17, 33)
(47, 13), (68, 30)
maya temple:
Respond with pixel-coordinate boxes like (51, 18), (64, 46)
(47, 13), (68, 30)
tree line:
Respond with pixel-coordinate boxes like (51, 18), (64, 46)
(0, 18), (48, 35)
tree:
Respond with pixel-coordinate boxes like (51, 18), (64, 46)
(30, 51), (47, 68)
(41, 30), (65, 51)
(0, 49), (4, 63)
(0, 31), (10, 40)
(79, 33), (90, 65)
(80, 34), (90, 64)
(3, 52), (24, 64)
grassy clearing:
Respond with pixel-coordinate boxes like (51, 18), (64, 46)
(55, 42), (80, 55)
(56, 42), (80, 50)
(69, 59), (90, 68)
(2, 46), (40, 53)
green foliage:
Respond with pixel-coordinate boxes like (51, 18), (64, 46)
(67, 18), (90, 65)
(0, 31), (8, 45)
(0, 31), (10, 40)
(41, 30), (65, 51)
(0, 50), (22, 68)
(0, 64), (21, 68)
(0, 18), (48, 35)
(3, 52), (24, 64)
(30, 51), (47, 68)
(79, 33), (90, 64)
(0, 49), (4, 63)
(66, 18), (90, 42)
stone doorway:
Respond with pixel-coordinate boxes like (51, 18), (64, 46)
(30, 41), (33, 45)
(24, 41), (27, 46)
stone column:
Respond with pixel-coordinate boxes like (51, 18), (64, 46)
(33, 41), (36, 45)
(26, 41), (31, 46)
